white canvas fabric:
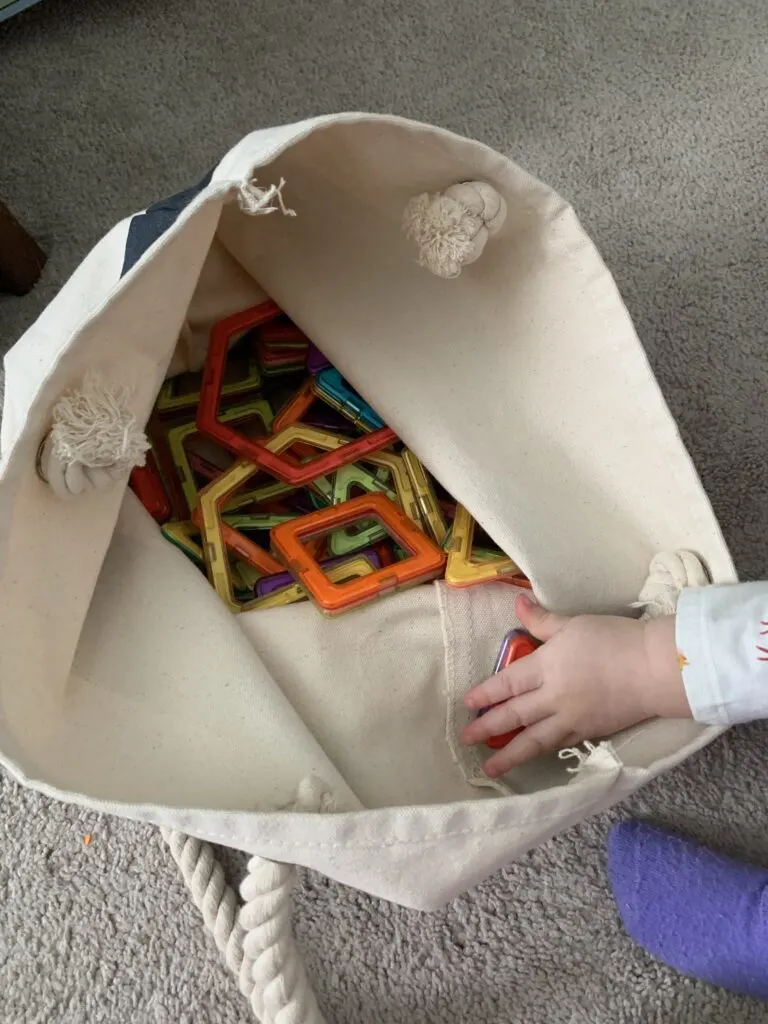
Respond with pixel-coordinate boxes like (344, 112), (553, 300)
(0, 114), (736, 915)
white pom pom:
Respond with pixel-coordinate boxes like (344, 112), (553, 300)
(37, 372), (149, 498)
(402, 180), (507, 279)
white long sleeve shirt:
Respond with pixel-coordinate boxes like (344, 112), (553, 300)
(676, 581), (768, 725)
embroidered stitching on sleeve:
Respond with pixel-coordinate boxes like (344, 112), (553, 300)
(755, 620), (768, 662)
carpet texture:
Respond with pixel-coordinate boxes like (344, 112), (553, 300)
(1, 0), (767, 1020)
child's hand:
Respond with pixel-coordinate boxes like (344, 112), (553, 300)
(460, 595), (690, 777)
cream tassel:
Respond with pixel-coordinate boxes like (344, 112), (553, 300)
(36, 372), (149, 498)
(402, 180), (506, 278)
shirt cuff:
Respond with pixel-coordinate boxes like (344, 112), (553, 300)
(676, 587), (731, 725)
(676, 581), (768, 726)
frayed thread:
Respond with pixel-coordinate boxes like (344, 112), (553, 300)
(237, 176), (296, 217)
(50, 372), (149, 473)
(402, 193), (478, 279)
(558, 741), (598, 774)
(402, 180), (506, 279)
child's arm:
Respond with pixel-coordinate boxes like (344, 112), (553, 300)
(675, 580), (768, 725)
(460, 582), (768, 777)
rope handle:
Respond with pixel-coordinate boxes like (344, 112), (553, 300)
(632, 550), (710, 618)
(162, 777), (332, 1023)
(162, 830), (326, 1024)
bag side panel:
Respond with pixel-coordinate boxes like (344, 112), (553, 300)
(0, 200), (223, 778)
(215, 119), (735, 613)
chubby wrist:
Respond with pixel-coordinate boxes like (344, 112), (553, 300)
(640, 615), (692, 719)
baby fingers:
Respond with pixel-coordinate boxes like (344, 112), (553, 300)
(464, 654), (542, 711)
(459, 689), (548, 747)
(483, 717), (576, 777)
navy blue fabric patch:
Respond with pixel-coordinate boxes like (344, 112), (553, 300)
(121, 168), (215, 277)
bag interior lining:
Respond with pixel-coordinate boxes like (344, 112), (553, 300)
(0, 118), (732, 814)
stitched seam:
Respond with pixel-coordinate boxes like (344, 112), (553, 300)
(439, 585), (510, 793)
(440, 581), (459, 762)
(172, 787), (622, 850)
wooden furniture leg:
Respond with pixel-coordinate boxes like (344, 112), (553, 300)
(0, 201), (47, 295)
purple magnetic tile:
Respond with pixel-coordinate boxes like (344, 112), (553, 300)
(255, 548), (382, 597)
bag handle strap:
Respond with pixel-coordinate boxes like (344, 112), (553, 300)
(163, 828), (326, 1024)
(162, 777), (333, 1022)
(162, 829), (254, 995)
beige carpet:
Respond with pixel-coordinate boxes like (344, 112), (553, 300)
(1, 0), (767, 1019)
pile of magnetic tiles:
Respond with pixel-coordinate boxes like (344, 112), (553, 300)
(129, 300), (529, 616)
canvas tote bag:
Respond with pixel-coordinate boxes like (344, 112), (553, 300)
(0, 114), (736, 1020)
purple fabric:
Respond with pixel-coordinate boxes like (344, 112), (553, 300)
(307, 343), (332, 374)
(255, 548), (382, 596)
(608, 821), (768, 1000)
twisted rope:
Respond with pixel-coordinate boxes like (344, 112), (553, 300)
(633, 549), (710, 619)
(240, 859), (325, 1024)
(161, 829), (255, 996)
(162, 777), (330, 1023)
